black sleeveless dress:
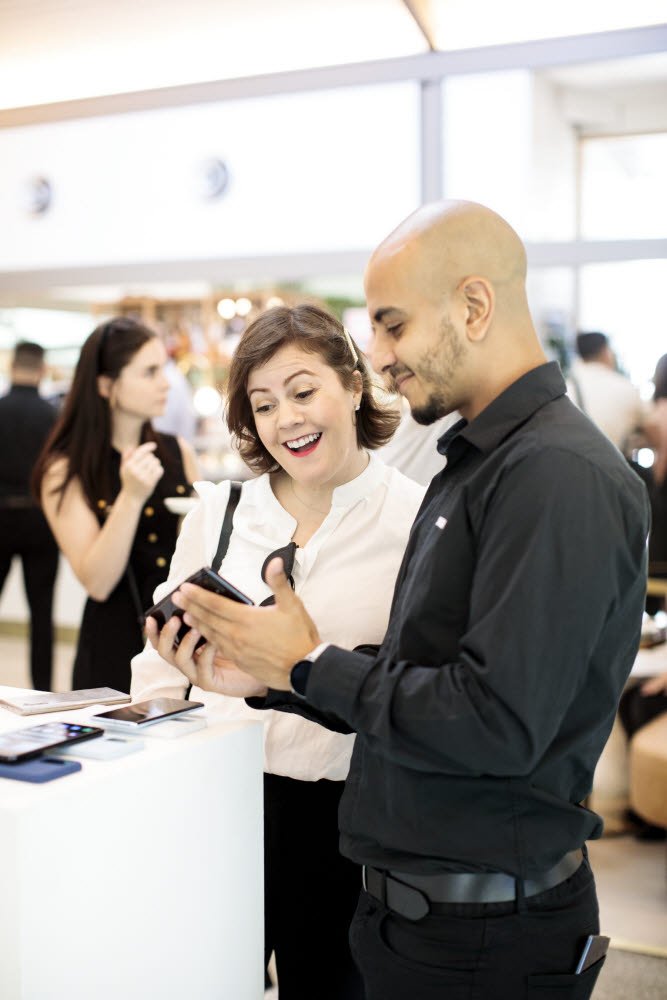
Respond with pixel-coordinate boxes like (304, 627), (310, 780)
(72, 434), (189, 693)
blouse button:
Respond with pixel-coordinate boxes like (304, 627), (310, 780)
(97, 499), (107, 509)
(144, 506), (154, 517)
(176, 485), (186, 494)
(156, 556), (167, 568)
(148, 533), (158, 543)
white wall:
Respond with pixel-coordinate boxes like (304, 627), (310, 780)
(0, 83), (421, 272)
(1, 556), (86, 630)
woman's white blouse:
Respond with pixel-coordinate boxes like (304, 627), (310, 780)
(131, 452), (425, 781)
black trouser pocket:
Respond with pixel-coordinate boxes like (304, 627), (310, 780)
(527, 956), (605, 997)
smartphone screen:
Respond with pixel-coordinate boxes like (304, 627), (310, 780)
(92, 697), (204, 728)
(0, 722), (104, 762)
(144, 567), (253, 648)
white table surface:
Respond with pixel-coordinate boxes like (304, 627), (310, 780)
(0, 686), (264, 1000)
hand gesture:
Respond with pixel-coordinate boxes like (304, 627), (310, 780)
(120, 442), (164, 503)
(173, 557), (321, 691)
(145, 614), (268, 698)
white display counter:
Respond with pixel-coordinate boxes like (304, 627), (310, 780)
(0, 689), (264, 1000)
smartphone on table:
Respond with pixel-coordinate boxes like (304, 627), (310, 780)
(144, 566), (254, 649)
(0, 722), (103, 763)
(92, 697), (204, 730)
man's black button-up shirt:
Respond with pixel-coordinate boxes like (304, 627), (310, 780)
(258, 362), (650, 878)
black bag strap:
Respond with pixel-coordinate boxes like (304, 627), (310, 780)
(211, 481), (242, 572)
(126, 564), (146, 631)
(184, 480), (242, 701)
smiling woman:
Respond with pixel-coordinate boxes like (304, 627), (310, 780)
(131, 303), (425, 999)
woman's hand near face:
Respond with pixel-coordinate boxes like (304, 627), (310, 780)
(120, 442), (164, 502)
(145, 615), (268, 698)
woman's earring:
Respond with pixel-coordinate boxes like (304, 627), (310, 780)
(355, 404), (361, 411)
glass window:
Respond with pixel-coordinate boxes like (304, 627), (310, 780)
(579, 259), (667, 386)
(580, 133), (667, 240)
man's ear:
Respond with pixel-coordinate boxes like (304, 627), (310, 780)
(97, 374), (112, 399)
(459, 276), (494, 343)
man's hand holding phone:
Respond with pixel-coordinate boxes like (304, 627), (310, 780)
(145, 566), (269, 698)
(173, 556), (321, 691)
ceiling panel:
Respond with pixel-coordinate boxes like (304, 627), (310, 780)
(0, 0), (427, 109)
(427, 0), (667, 50)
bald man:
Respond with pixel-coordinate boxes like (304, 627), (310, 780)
(167, 201), (649, 999)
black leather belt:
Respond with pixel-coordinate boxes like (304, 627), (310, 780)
(362, 849), (584, 920)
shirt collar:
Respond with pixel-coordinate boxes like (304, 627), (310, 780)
(437, 361), (566, 458)
(9, 384), (40, 395)
(252, 449), (380, 529)
(331, 450), (382, 507)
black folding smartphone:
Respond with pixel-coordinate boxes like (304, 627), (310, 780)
(0, 722), (103, 763)
(144, 566), (254, 648)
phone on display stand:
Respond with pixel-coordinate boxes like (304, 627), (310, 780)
(52, 734), (146, 760)
(144, 566), (254, 649)
(92, 697), (204, 730)
(0, 722), (104, 763)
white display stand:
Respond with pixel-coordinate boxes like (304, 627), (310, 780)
(0, 689), (264, 1000)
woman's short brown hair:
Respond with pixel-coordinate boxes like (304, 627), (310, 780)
(225, 304), (400, 474)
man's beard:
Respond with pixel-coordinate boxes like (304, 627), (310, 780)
(405, 316), (465, 425)
(411, 394), (450, 425)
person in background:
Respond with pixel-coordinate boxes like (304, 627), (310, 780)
(153, 354), (198, 442)
(633, 352), (667, 587)
(171, 202), (649, 1000)
(32, 317), (198, 694)
(0, 341), (59, 690)
(618, 669), (667, 841)
(378, 396), (459, 486)
(567, 330), (645, 455)
(621, 352), (667, 839)
(134, 304), (425, 999)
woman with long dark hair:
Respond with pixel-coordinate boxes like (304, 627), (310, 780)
(33, 316), (199, 693)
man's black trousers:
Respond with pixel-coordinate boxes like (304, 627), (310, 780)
(349, 855), (605, 999)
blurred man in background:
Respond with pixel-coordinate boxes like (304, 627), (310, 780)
(567, 330), (645, 455)
(0, 341), (59, 690)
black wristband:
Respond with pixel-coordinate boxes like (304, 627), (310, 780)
(289, 659), (313, 698)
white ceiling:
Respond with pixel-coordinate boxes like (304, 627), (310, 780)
(0, 0), (665, 110)
(0, 2), (665, 311)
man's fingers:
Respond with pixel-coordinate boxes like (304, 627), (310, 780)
(176, 582), (249, 623)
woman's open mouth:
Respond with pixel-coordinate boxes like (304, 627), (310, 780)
(283, 432), (322, 456)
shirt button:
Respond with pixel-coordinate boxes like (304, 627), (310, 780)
(144, 506), (154, 517)
(176, 485), (186, 494)
(148, 533), (158, 543)
(156, 557), (167, 568)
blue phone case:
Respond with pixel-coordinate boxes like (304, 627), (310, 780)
(0, 756), (82, 783)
